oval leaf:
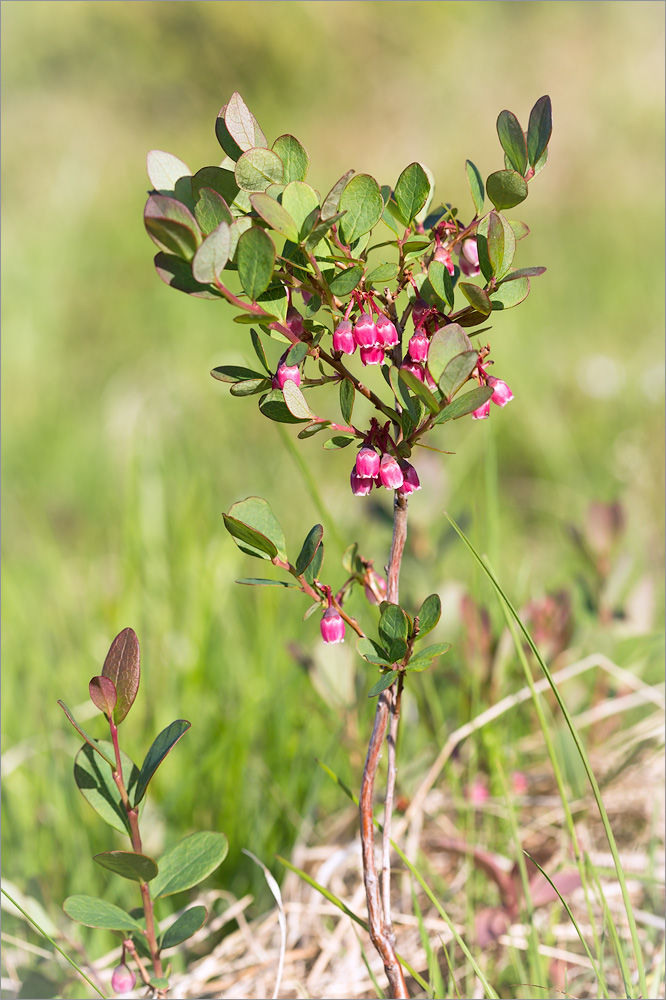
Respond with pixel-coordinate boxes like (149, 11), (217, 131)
(321, 169), (354, 220)
(150, 832), (229, 899)
(295, 524), (324, 576)
(415, 594), (441, 640)
(459, 282), (492, 316)
(74, 742), (140, 835)
(225, 496), (287, 563)
(486, 170), (529, 211)
(250, 192), (299, 243)
(427, 324), (474, 385)
(102, 628), (140, 725)
(223, 93), (267, 155)
(339, 378), (354, 424)
(282, 379), (315, 420)
(93, 851), (158, 883)
(379, 603), (410, 645)
(89, 676), (117, 719)
(368, 671), (398, 698)
(147, 150), (191, 192)
(439, 350), (478, 401)
(281, 181), (320, 240)
(394, 162), (430, 225)
(356, 637), (392, 667)
(191, 166), (240, 206)
(161, 905), (207, 950)
(64, 895), (144, 931)
(272, 134), (309, 183)
(235, 147), (284, 193)
(303, 540), (324, 586)
(328, 265), (364, 296)
(398, 368), (439, 414)
(527, 95), (552, 169)
(433, 384), (494, 424)
(237, 227), (275, 301)
(496, 110), (528, 175)
(133, 720), (191, 807)
(194, 188), (233, 236)
(465, 159), (485, 216)
(154, 252), (222, 300)
(144, 194), (201, 259)
(366, 262), (400, 284)
(285, 342), (308, 366)
(339, 174), (383, 245)
(428, 260), (454, 309)
(259, 389), (309, 424)
(211, 364), (267, 383)
(407, 642), (452, 672)
(192, 222), (231, 284)
(57, 701), (116, 767)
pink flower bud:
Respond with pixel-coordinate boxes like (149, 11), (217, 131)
(360, 345), (385, 366)
(332, 320), (356, 355)
(400, 360), (425, 382)
(472, 399), (491, 420)
(459, 238), (481, 277)
(272, 362), (301, 390)
(434, 245), (455, 275)
(111, 964), (136, 994)
(353, 312), (379, 347)
(467, 778), (489, 804)
(424, 366), (437, 390)
(355, 446), (380, 479)
(286, 306), (305, 339)
(397, 461), (421, 496)
(488, 375), (514, 407)
(320, 606), (345, 643)
(408, 331), (429, 362)
(379, 453), (404, 490)
(375, 315), (399, 347)
(351, 469), (374, 496)
(411, 299), (429, 328)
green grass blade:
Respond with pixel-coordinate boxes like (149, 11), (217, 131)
(1, 888), (108, 998)
(353, 928), (387, 999)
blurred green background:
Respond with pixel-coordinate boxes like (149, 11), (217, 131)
(2, 1), (664, 994)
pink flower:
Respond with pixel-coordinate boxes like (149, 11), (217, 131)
(360, 345), (385, 366)
(355, 446), (380, 479)
(434, 245), (455, 275)
(111, 964), (136, 994)
(353, 312), (379, 347)
(459, 238), (481, 277)
(411, 299), (430, 328)
(408, 331), (429, 363)
(397, 461), (421, 495)
(320, 606), (345, 643)
(272, 361), (301, 390)
(467, 777), (489, 804)
(488, 375), (514, 407)
(472, 399), (491, 420)
(512, 771), (528, 795)
(375, 315), (399, 347)
(400, 360), (425, 382)
(350, 469), (374, 496)
(286, 306), (305, 339)
(333, 320), (356, 355)
(379, 453), (404, 490)
(424, 367), (437, 390)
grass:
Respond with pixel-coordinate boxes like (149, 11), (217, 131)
(1, 1), (664, 997)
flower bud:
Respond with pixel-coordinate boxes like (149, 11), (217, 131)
(472, 399), (491, 420)
(351, 469), (374, 496)
(407, 331), (429, 362)
(379, 453), (404, 490)
(400, 360), (425, 382)
(397, 460), (421, 496)
(360, 345), (385, 366)
(375, 315), (399, 347)
(272, 361), (301, 390)
(459, 238), (481, 277)
(487, 375), (514, 407)
(332, 320), (356, 355)
(433, 245), (455, 275)
(355, 446), (380, 479)
(424, 366), (437, 390)
(353, 312), (379, 347)
(411, 299), (429, 328)
(286, 306), (305, 339)
(320, 606), (345, 643)
(111, 964), (136, 994)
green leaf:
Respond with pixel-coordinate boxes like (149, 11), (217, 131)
(438, 350), (478, 401)
(88, 676), (117, 719)
(322, 435), (355, 450)
(249, 193), (299, 243)
(93, 851), (158, 883)
(487, 211), (516, 281)
(398, 368), (439, 414)
(339, 379), (354, 424)
(256, 283), (289, 323)
(150, 832), (229, 899)
(356, 637), (392, 667)
(465, 159), (485, 216)
(328, 265), (364, 296)
(381, 196), (405, 235)
(237, 577), (299, 588)
(509, 220), (530, 240)
(498, 266), (546, 282)
(282, 380), (314, 420)
(527, 95), (552, 168)
(394, 162), (430, 225)
(154, 252), (222, 299)
(368, 671), (398, 698)
(321, 169), (354, 220)
(486, 170), (529, 211)
(191, 166), (240, 207)
(427, 260), (454, 309)
(365, 262), (399, 285)
(298, 419), (330, 439)
(259, 389), (309, 424)
(144, 194), (202, 260)
(286, 342), (308, 366)
(192, 222), (231, 284)
(237, 227), (275, 301)
(304, 211), (344, 253)
(459, 282), (492, 316)
(211, 365), (267, 383)
(250, 328), (271, 373)
(406, 642), (452, 672)
(63, 896), (144, 932)
(379, 603), (410, 646)
(217, 93), (267, 159)
(133, 720), (191, 807)
(496, 110), (528, 175)
(57, 702), (116, 767)
(225, 496), (287, 562)
(295, 524), (324, 576)
(490, 276), (530, 310)
(229, 378), (270, 396)
(235, 147), (284, 193)
(194, 188), (233, 236)
(427, 324), (474, 384)
(281, 181), (320, 241)
(433, 385), (494, 424)
(339, 174), (383, 245)
(102, 628), (140, 725)
(161, 905), (207, 950)
(415, 594), (441, 639)
(149, 978), (169, 990)
(303, 540), (323, 586)
(147, 150), (191, 192)
(74, 742), (140, 835)
(272, 134), (309, 182)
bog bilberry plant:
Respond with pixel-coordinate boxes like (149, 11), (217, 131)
(142, 91), (552, 998)
(58, 628), (228, 997)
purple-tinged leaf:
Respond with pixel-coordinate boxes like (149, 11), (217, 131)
(321, 169), (354, 221)
(101, 627), (140, 726)
(225, 497), (287, 562)
(147, 150), (191, 192)
(225, 93), (267, 153)
(144, 194), (202, 260)
(272, 134), (309, 183)
(93, 851), (158, 883)
(235, 148), (284, 193)
(496, 110), (528, 175)
(250, 192), (299, 243)
(497, 266), (546, 283)
(526, 95), (552, 169)
(194, 188), (233, 236)
(133, 720), (191, 807)
(427, 324), (474, 384)
(486, 170), (529, 211)
(57, 701), (116, 767)
(439, 350), (478, 401)
(192, 222), (231, 284)
(154, 252), (222, 299)
(459, 282), (492, 316)
(89, 675), (117, 719)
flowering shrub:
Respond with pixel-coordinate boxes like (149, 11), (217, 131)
(143, 91), (552, 997)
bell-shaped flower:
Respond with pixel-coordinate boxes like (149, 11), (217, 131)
(272, 361), (301, 390)
(459, 238), (481, 277)
(320, 606), (345, 643)
(379, 453), (404, 490)
(286, 306), (305, 339)
(350, 469), (374, 496)
(332, 320), (356, 355)
(433, 245), (455, 275)
(408, 331), (429, 362)
(360, 345), (385, 366)
(353, 312), (379, 347)
(472, 399), (491, 420)
(400, 360), (425, 382)
(375, 315), (399, 347)
(355, 446), (380, 479)
(397, 460), (421, 495)
(488, 375), (514, 407)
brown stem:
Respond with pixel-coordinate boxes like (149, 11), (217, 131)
(359, 493), (409, 999)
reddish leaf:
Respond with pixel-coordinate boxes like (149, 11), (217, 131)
(89, 675), (117, 718)
(101, 628), (140, 725)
